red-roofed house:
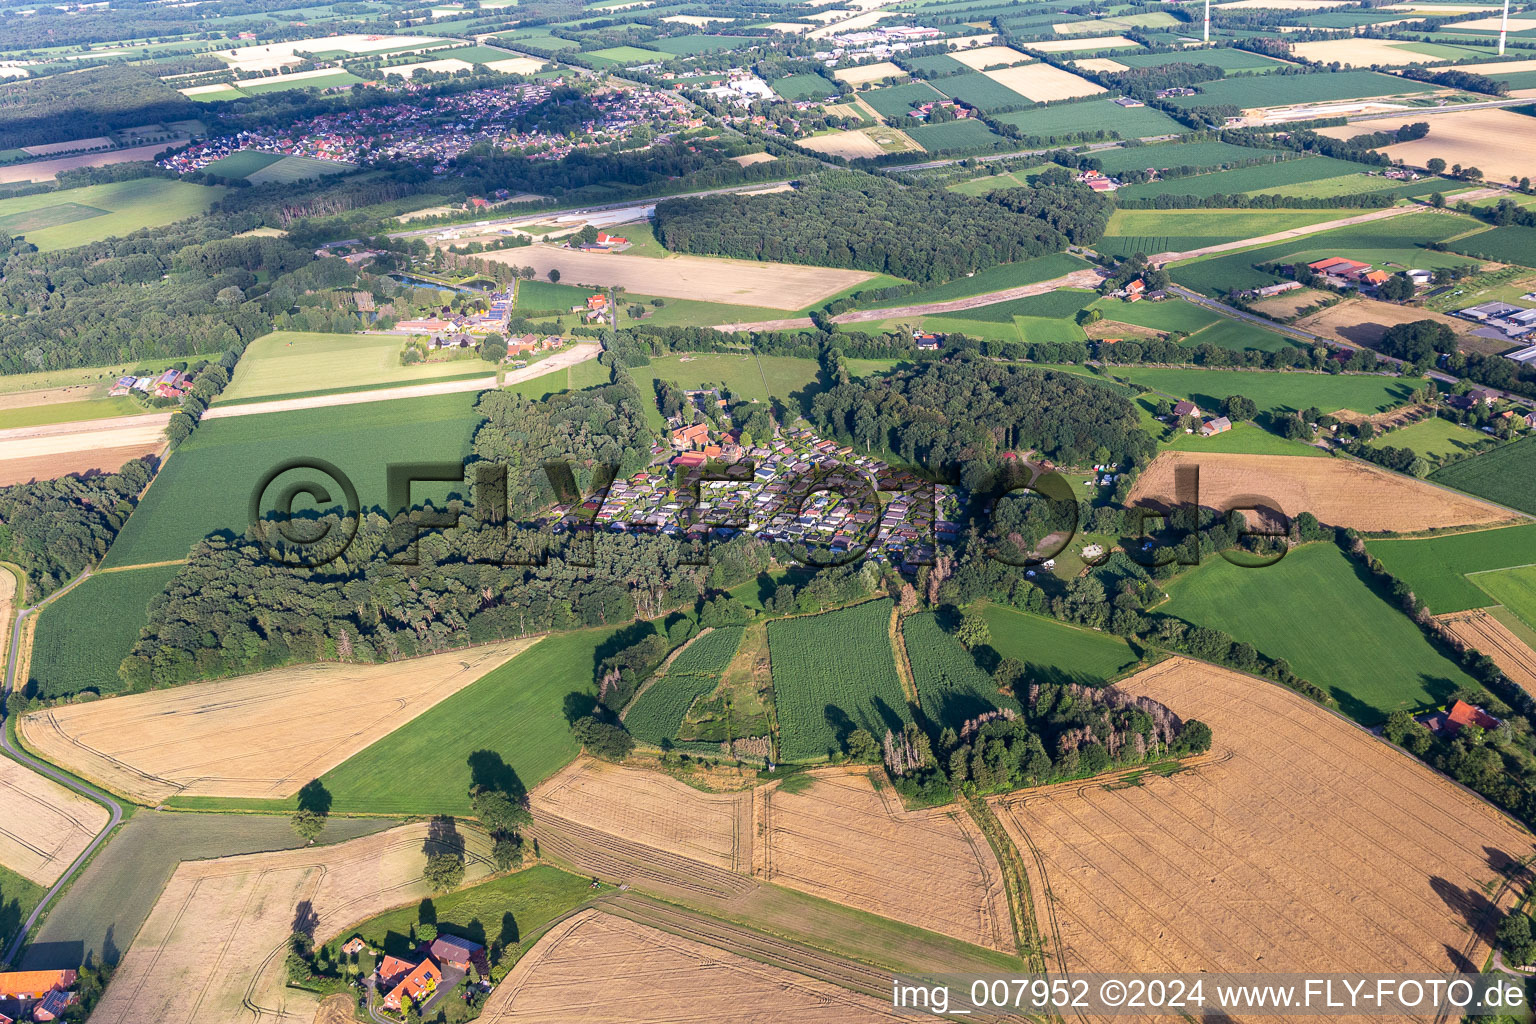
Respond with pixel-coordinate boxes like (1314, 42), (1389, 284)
(596, 232), (627, 246)
(671, 422), (710, 450)
(1308, 257), (1368, 274)
(0, 972), (75, 1002)
(1363, 270), (1391, 287)
(1446, 700), (1501, 734)
(382, 957), (442, 1013)
(586, 293), (608, 310)
(428, 934), (485, 972)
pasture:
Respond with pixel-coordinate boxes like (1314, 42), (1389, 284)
(237, 70), (363, 94)
(1448, 225), (1536, 268)
(766, 599), (910, 762)
(1089, 295), (1222, 333)
(773, 72), (838, 99)
(932, 71), (1032, 110)
(0, 863), (43, 965)
(90, 823), (498, 1024)
(0, 178), (221, 251)
(1370, 524), (1536, 612)
(980, 605), (1141, 682)
(1431, 436), (1536, 514)
(906, 118), (1008, 154)
(0, 396), (145, 431)
(1474, 564), (1536, 632)
(1163, 70), (1435, 109)
(312, 627), (619, 815)
(1367, 416), (1488, 462)
(860, 252), (1086, 309)
(1161, 543), (1480, 721)
(1162, 420), (1329, 456)
(1094, 140), (1275, 175)
(21, 638), (538, 804)
(861, 81), (947, 119)
(1100, 207), (1346, 254)
(1109, 47), (1289, 72)
(1112, 366), (1424, 415)
(202, 149), (282, 177)
(1131, 450), (1511, 533)
(27, 564), (184, 698)
(18, 810), (395, 971)
(244, 153), (355, 184)
(100, 391), (484, 568)
(220, 331), (492, 402)
(1116, 155), (1400, 200)
(995, 658), (1534, 984)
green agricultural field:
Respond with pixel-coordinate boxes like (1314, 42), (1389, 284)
(0, 396), (145, 430)
(430, 44), (528, 63)
(649, 34), (761, 55)
(185, 85), (245, 102)
(238, 70), (363, 93)
(1016, 315), (1089, 343)
(624, 627), (745, 745)
(1162, 420), (1329, 456)
(1163, 70), (1434, 109)
(767, 599), (910, 762)
(319, 864), (598, 972)
(860, 252), (1087, 309)
(17, 811), (395, 971)
(1100, 207), (1347, 256)
(953, 288), (1096, 323)
(101, 392), (484, 567)
(0, 859), (44, 963)
(1162, 542), (1478, 723)
(1474, 565), (1536, 632)
(244, 154), (355, 185)
(902, 612), (1019, 731)
(905, 118), (1007, 153)
(1112, 366), (1423, 416)
(0, 178), (222, 251)
(515, 278), (595, 310)
(1369, 524), (1536, 614)
(861, 81), (946, 119)
(980, 604), (1141, 683)
(202, 149), (283, 178)
(993, 98), (1188, 139)
(220, 331), (492, 402)
(1447, 225), (1536, 268)
(1116, 156), (1389, 201)
(1093, 140), (1283, 175)
(584, 45), (670, 65)
(1182, 317), (1295, 353)
(772, 73), (837, 100)
(932, 72), (1031, 110)
(27, 564), (183, 698)
(1368, 416), (1488, 462)
(1089, 296), (1222, 334)
(311, 628), (615, 815)
(1431, 436), (1536, 515)
(905, 53), (967, 76)
(626, 353), (822, 428)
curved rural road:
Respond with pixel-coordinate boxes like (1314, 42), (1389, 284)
(0, 569), (124, 969)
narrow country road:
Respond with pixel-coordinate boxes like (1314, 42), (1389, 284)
(0, 569), (124, 969)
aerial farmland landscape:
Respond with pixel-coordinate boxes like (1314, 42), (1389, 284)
(3, 0), (1536, 1020)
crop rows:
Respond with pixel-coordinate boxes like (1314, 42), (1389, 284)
(624, 628), (745, 745)
(901, 613), (1019, 731)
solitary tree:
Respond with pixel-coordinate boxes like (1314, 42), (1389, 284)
(1425, 157), (1447, 175)
(423, 852), (465, 892)
(547, 268), (561, 284)
(956, 610), (991, 649)
(290, 808), (325, 844)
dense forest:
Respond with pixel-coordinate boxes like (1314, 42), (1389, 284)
(0, 459), (153, 600)
(809, 353), (1156, 471)
(652, 171), (1111, 284)
(0, 66), (199, 149)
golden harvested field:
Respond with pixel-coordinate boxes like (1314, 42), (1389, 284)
(1291, 295), (1475, 347)
(481, 910), (909, 1023)
(950, 43), (1032, 69)
(387, 57), (475, 79)
(731, 152), (777, 167)
(20, 638), (538, 804)
(1439, 610), (1536, 695)
(1448, 14), (1536, 29)
(533, 758), (752, 872)
(984, 62), (1105, 101)
(1376, 108), (1536, 185)
(1074, 57), (1130, 72)
(484, 56), (545, 74)
(532, 760), (1011, 949)
(760, 769), (1012, 950)
(0, 444), (161, 486)
(474, 243), (873, 309)
(1129, 451), (1516, 531)
(1024, 35), (1140, 53)
(0, 141), (188, 185)
(0, 748), (108, 886)
(91, 822), (496, 1024)
(1291, 37), (1444, 64)
(1438, 57), (1536, 74)
(995, 658), (1535, 987)
(833, 60), (904, 85)
(1247, 286), (1328, 319)
(799, 128), (886, 159)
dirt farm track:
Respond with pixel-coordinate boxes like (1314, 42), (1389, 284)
(995, 658), (1534, 1013)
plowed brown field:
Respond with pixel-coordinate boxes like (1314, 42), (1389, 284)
(1439, 609), (1536, 695)
(994, 658), (1533, 1003)
(1128, 451), (1517, 531)
(479, 909), (910, 1023)
(20, 638), (539, 803)
(90, 822), (497, 1024)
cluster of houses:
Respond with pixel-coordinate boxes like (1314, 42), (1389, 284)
(397, 289), (515, 336)
(812, 23), (944, 63)
(565, 421), (959, 567)
(0, 970), (78, 1023)
(1109, 278), (1168, 303)
(1167, 400), (1232, 438)
(1236, 280), (1304, 301)
(1305, 256), (1427, 294)
(570, 231), (630, 253)
(342, 932), (486, 1017)
(162, 80), (693, 177)
(108, 367), (194, 400)
(1075, 169), (1122, 193)
(907, 99), (972, 121)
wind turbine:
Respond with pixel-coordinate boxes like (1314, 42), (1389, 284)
(1204, 0), (1212, 43)
(1499, 0), (1510, 55)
